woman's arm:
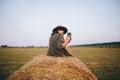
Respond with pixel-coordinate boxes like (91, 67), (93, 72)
(62, 36), (71, 48)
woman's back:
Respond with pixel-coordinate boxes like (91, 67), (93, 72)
(47, 33), (72, 57)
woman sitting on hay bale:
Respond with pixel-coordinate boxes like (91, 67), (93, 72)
(7, 26), (98, 80)
(47, 26), (72, 57)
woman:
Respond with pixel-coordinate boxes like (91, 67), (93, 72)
(47, 26), (72, 57)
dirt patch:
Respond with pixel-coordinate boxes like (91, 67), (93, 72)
(88, 62), (99, 67)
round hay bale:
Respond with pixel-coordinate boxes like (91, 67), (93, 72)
(7, 55), (97, 80)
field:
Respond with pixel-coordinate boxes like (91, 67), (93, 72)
(0, 47), (120, 80)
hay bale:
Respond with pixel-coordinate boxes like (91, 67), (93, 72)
(7, 55), (97, 80)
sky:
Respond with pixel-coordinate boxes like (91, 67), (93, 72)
(0, 0), (120, 46)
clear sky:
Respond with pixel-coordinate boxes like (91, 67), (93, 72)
(0, 0), (120, 46)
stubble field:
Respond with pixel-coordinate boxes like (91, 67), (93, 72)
(0, 47), (120, 80)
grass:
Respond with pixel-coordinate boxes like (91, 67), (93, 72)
(0, 47), (120, 80)
(70, 47), (120, 80)
(0, 47), (46, 80)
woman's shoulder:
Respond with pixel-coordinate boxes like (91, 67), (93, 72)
(50, 33), (63, 40)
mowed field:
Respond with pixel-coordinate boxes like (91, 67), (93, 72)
(0, 47), (120, 80)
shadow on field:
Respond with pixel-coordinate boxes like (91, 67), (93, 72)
(7, 55), (97, 80)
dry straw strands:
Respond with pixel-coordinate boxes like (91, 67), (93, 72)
(7, 55), (97, 80)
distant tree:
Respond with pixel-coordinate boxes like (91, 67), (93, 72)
(27, 45), (34, 48)
(1, 45), (8, 48)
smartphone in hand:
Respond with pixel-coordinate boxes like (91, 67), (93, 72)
(67, 32), (71, 38)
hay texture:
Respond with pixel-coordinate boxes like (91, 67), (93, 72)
(7, 55), (97, 80)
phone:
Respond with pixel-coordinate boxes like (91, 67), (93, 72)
(67, 32), (71, 37)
